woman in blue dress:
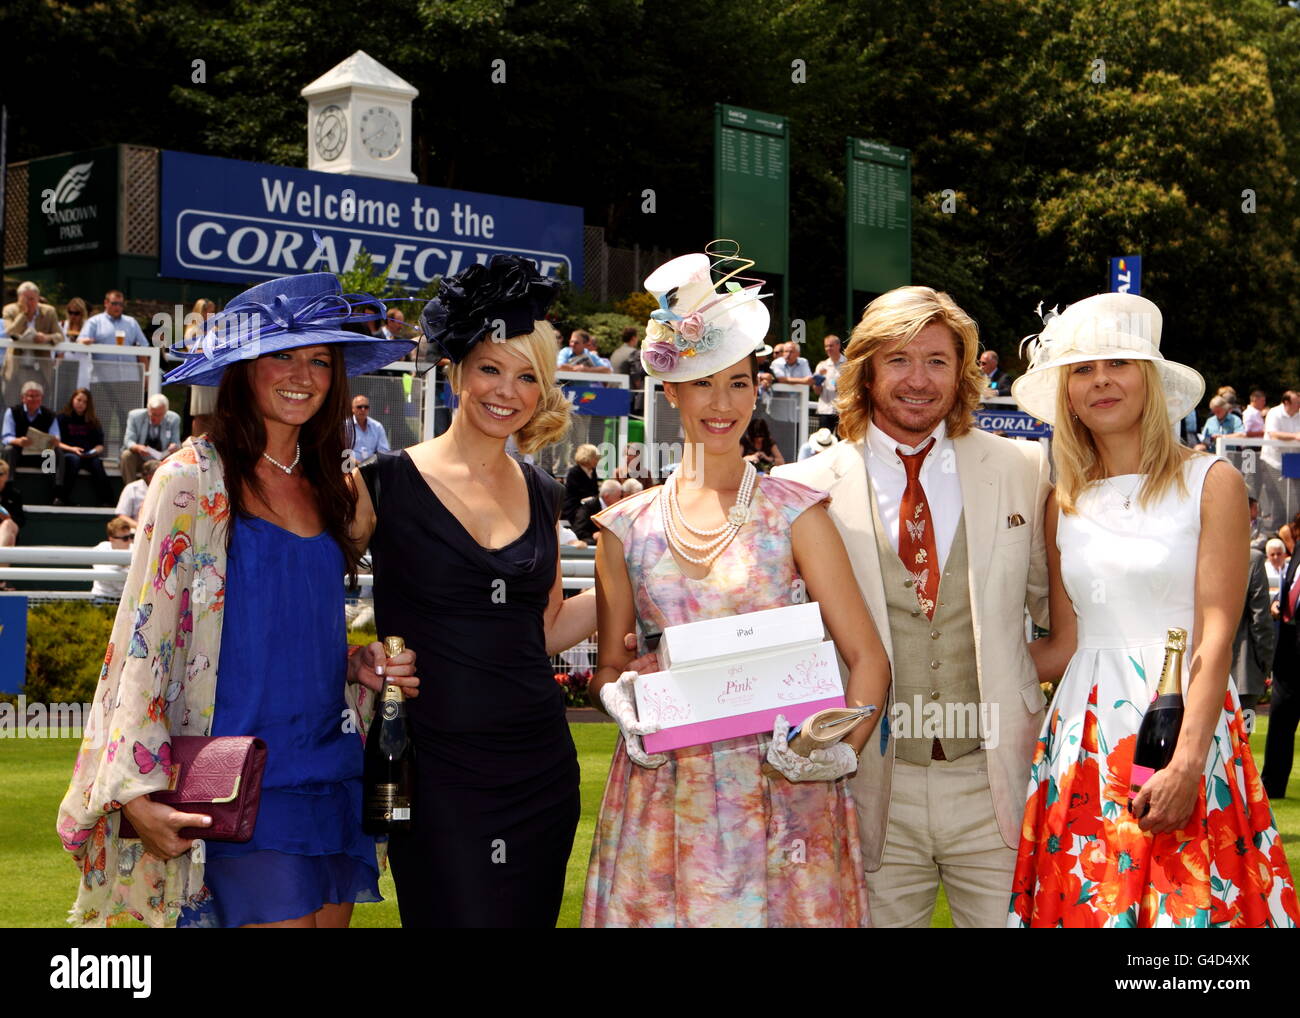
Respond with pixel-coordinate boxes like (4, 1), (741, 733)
(66, 272), (420, 928)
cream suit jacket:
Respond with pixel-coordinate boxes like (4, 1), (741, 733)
(774, 428), (1051, 869)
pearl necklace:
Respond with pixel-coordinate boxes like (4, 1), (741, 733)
(262, 442), (301, 475)
(662, 462), (757, 565)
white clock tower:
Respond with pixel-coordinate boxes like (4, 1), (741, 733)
(301, 50), (418, 182)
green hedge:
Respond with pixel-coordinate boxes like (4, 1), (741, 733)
(24, 603), (118, 704)
(20, 602), (380, 705)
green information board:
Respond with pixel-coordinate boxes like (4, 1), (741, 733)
(846, 138), (910, 327)
(714, 104), (789, 331)
(26, 145), (119, 267)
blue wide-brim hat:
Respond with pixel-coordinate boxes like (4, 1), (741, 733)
(163, 272), (415, 387)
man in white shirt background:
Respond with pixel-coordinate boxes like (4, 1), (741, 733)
(89, 515), (136, 603)
(345, 393), (390, 465)
(771, 341), (816, 387)
(78, 289), (150, 384)
(114, 458), (160, 527)
(1242, 388), (1268, 438)
(1263, 389), (1300, 469)
(814, 334), (846, 431)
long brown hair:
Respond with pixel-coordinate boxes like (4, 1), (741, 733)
(209, 354), (360, 578)
(61, 387), (100, 430)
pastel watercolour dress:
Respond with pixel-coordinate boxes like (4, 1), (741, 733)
(1008, 455), (1299, 928)
(581, 475), (870, 928)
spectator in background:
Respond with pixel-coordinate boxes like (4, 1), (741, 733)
(741, 418), (785, 471)
(1216, 385), (1242, 414)
(558, 522), (587, 548)
(382, 308), (409, 340)
(1234, 546), (1275, 718)
(120, 393), (181, 484)
(814, 334), (846, 433)
(755, 343), (774, 375)
(1248, 495), (1268, 552)
(1263, 389), (1300, 469)
(621, 477), (643, 497)
(557, 330), (612, 374)
(0, 459), (24, 587)
(1281, 510), (1300, 557)
(2, 380), (60, 474)
(183, 299), (219, 438)
(53, 387), (113, 506)
(1265, 538), (1288, 597)
(345, 393), (389, 465)
(563, 443), (601, 522)
(1242, 388), (1268, 438)
(88, 515), (136, 603)
(1195, 395), (1243, 451)
(60, 297), (94, 389)
(978, 349), (1013, 394)
(115, 458), (161, 527)
(79, 289), (149, 383)
(798, 426), (839, 461)
(771, 341), (815, 387)
(2, 281), (63, 389)
(1266, 543), (1300, 798)
(609, 326), (640, 376)
(572, 478), (624, 544)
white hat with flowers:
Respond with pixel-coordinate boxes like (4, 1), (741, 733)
(640, 242), (771, 383)
(1011, 292), (1204, 426)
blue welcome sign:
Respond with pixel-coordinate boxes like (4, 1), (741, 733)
(976, 409), (1053, 439)
(160, 151), (584, 291)
(0, 596), (27, 693)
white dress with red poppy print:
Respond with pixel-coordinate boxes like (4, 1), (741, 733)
(1008, 455), (1299, 928)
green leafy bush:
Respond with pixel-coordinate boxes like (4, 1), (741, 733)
(24, 603), (118, 704)
(580, 312), (640, 356)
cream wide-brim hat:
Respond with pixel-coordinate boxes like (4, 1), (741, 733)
(1010, 293), (1204, 426)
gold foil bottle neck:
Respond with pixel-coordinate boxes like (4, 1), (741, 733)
(1165, 627), (1187, 653)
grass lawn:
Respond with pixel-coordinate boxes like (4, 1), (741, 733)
(5, 720), (1296, 928)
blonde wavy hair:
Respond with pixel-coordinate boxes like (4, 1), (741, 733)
(446, 320), (573, 455)
(836, 286), (984, 442)
(1051, 359), (1188, 515)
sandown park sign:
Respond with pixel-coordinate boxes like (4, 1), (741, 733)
(160, 151), (584, 289)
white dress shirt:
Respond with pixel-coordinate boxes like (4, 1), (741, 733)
(865, 419), (962, 571)
(1263, 404), (1300, 468)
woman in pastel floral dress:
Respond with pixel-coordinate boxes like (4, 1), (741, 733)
(1007, 294), (1298, 928)
(581, 248), (891, 927)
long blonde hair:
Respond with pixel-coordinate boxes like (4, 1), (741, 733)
(836, 285), (984, 442)
(1052, 360), (1188, 514)
(446, 321), (572, 455)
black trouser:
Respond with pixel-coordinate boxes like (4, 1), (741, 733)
(54, 451), (113, 505)
(1263, 621), (1300, 798)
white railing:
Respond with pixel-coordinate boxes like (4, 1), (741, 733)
(0, 338), (162, 397)
(0, 545), (595, 593)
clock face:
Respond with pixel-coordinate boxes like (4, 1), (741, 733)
(314, 104), (347, 161)
(360, 105), (402, 160)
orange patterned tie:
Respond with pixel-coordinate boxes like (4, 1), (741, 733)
(898, 441), (939, 619)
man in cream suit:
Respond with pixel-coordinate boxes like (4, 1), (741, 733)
(775, 285), (1050, 927)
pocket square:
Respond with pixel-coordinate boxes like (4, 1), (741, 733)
(1007, 513), (1026, 528)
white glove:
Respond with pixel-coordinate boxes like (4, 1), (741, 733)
(765, 714), (859, 782)
(599, 670), (667, 769)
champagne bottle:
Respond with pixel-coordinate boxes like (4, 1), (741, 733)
(1128, 627), (1187, 807)
(362, 636), (415, 835)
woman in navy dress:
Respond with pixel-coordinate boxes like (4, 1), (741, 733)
(53, 387), (113, 505)
(360, 256), (626, 927)
(116, 272), (420, 928)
